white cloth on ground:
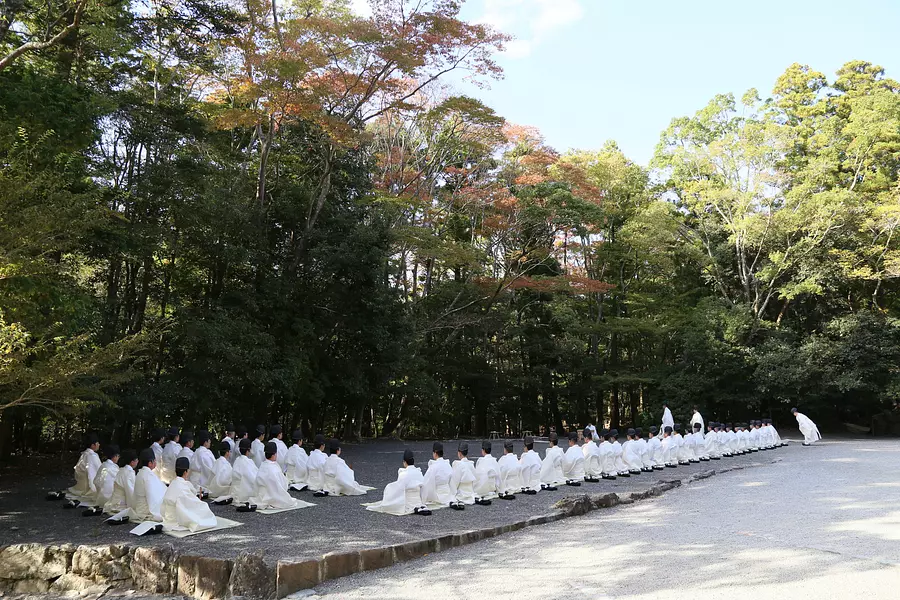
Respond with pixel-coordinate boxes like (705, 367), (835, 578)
(253, 459), (311, 509)
(562, 445), (585, 481)
(582, 440), (602, 478)
(130, 467), (165, 522)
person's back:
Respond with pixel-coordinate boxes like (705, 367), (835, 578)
(449, 443), (476, 507)
(518, 437), (542, 493)
(422, 442), (455, 506)
(131, 449), (165, 522)
(307, 435), (328, 492)
(231, 440), (258, 504)
(562, 432), (585, 484)
(474, 441), (500, 501)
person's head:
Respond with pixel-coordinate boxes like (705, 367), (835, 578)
(663, 402), (669, 408)
(120, 449), (138, 469)
(458, 442), (469, 459)
(152, 428), (166, 444)
(225, 423), (235, 438)
(175, 456), (190, 478)
(504, 440), (514, 455)
(139, 448), (156, 470)
(649, 426), (658, 439)
(237, 425), (248, 440)
(548, 432), (558, 447)
(726, 423), (733, 431)
(433, 441), (444, 459)
(198, 430), (211, 448)
(674, 424), (682, 436)
(220, 441), (232, 459)
(166, 427), (179, 444)
(627, 428), (636, 440)
(482, 440), (492, 456)
(239, 438), (252, 456)
(523, 436), (534, 452)
(599, 429), (609, 442)
(85, 433), (100, 451)
(256, 425), (266, 440)
(403, 449), (415, 468)
(664, 426), (673, 438)
(693, 423), (702, 433)
(791, 407), (798, 415)
(567, 431), (578, 447)
(328, 438), (341, 456)
(265, 441), (278, 461)
(292, 429), (304, 446)
(181, 432), (194, 448)
(635, 427), (643, 439)
(104, 444), (120, 463)
(609, 428), (619, 442)
(270, 424), (283, 440)
(583, 428), (592, 442)
(693, 406), (699, 413)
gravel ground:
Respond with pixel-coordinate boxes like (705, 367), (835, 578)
(0, 437), (791, 565)
(301, 436), (900, 600)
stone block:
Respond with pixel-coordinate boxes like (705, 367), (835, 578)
(49, 572), (110, 595)
(276, 559), (322, 598)
(322, 552), (360, 582)
(592, 493), (619, 509)
(0, 543), (74, 580)
(616, 495), (635, 505)
(72, 544), (132, 582)
(359, 547), (394, 572)
(554, 494), (592, 517)
(11, 578), (51, 593)
(177, 555), (234, 600)
(228, 552), (276, 600)
(391, 539), (437, 564)
(133, 544), (177, 594)
(434, 534), (457, 551)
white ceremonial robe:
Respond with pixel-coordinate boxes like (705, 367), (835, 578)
(159, 442), (181, 484)
(674, 434), (689, 463)
(162, 477), (217, 532)
(518, 450), (542, 493)
(770, 425), (784, 445)
(748, 428), (760, 450)
(647, 436), (662, 467)
(660, 436), (675, 465)
(693, 432), (708, 459)
(449, 457), (476, 504)
(540, 446), (566, 486)
(705, 429), (719, 457)
(474, 454), (500, 499)
(307, 449), (327, 492)
(207, 456), (233, 499)
(285, 444), (309, 490)
(131, 467), (165, 522)
(611, 440), (628, 473)
(622, 440), (643, 471)
(253, 460), (306, 509)
(581, 440), (602, 478)
(635, 438), (652, 468)
(221, 436), (236, 464)
(66, 448), (101, 503)
(89, 459), (119, 508)
(690, 411), (704, 433)
(727, 430), (739, 454)
(251, 438), (265, 467)
(231, 454), (259, 504)
(324, 454), (368, 496)
(598, 440), (616, 474)
(562, 445), (585, 482)
(105, 464), (135, 514)
(177, 446), (195, 468)
(497, 453), (523, 495)
(421, 457), (454, 507)
(190, 446), (216, 491)
(151, 442), (164, 467)
(366, 465), (425, 516)
(795, 412), (821, 444)
(273, 438), (289, 472)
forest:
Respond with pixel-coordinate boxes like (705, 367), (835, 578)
(2, 0), (900, 455)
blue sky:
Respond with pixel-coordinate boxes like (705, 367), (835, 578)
(438, 0), (900, 166)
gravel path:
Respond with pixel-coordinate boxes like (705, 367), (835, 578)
(299, 437), (900, 600)
(0, 438), (789, 565)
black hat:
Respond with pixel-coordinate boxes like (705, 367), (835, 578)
(139, 448), (156, 468)
(239, 438), (252, 453)
(181, 432), (194, 445)
(523, 436), (534, 447)
(265, 441), (278, 458)
(433, 441), (444, 455)
(292, 429), (303, 441)
(104, 444), (120, 458)
(548, 432), (559, 444)
(504, 440), (514, 452)
(314, 434), (326, 447)
(167, 427), (179, 438)
(152, 428), (166, 441)
(664, 426), (673, 434)
(649, 426), (658, 434)
(225, 423), (235, 432)
(256, 425), (266, 436)
(197, 430), (210, 444)
(120, 449), (137, 466)
(568, 431), (578, 442)
(627, 428), (635, 436)
(458, 442), (469, 456)
(482, 440), (492, 453)
(583, 428), (592, 439)
(328, 438), (340, 454)
(220, 441), (232, 454)
(693, 422), (702, 430)
(609, 428), (619, 437)
(674, 423), (682, 432)
(600, 428), (609, 437)
(175, 456), (190, 470)
(635, 427), (643, 435)
(237, 425), (248, 437)
(791, 407), (798, 413)
(403, 449), (415, 465)
(726, 423), (733, 429)
(270, 424), (282, 436)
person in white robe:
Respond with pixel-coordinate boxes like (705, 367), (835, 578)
(473, 440), (500, 503)
(64, 433), (102, 508)
(365, 449), (427, 516)
(562, 431), (585, 485)
(609, 429), (631, 477)
(705, 423), (721, 459)
(252, 442), (311, 510)
(497, 440), (522, 498)
(104, 450), (138, 515)
(585, 423), (599, 443)
(251, 425), (266, 467)
(674, 425), (690, 465)
(660, 403), (675, 436)
(190, 431), (216, 494)
(285, 430), (309, 491)
(176, 432), (196, 483)
(207, 442), (234, 502)
(233, 425), (249, 464)
(747, 422), (760, 451)
(269, 425), (289, 473)
(646, 427), (664, 470)
(421, 441), (455, 507)
(231, 439), (258, 505)
(597, 430), (617, 479)
(622, 429), (644, 474)
(449, 442), (476, 509)
(323, 438), (369, 496)
(518, 437), (541, 494)
(726, 424), (740, 455)
(129, 449), (166, 522)
(766, 419), (786, 446)
(158, 428), (181, 484)
(581, 429), (601, 482)
(633, 428), (652, 472)
(83, 445), (120, 515)
(692, 423), (708, 460)
(539, 433), (565, 489)
(795, 407), (824, 444)
(221, 424), (236, 463)
(307, 435), (328, 493)
(161, 457), (217, 532)
(660, 426), (677, 468)
(690, 407), (704, 436)
(150, 430), (165, 468)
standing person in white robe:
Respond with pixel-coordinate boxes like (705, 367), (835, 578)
(189, 431), (215, 494)
(285, 430), (309, 491)
(207, 442), (234, 502)
(63, 433), (102, 508)
(581, 428), (601, 482)
(792, 408), (822, 445)
(449, 442), (476, 509)
(421, 442), (454, 507)
(585, 422), (599, 444)
(660, 426), (677, 468)
(365, 449), (428, 516)
(161, 457), (217, 533)
(497, 440), (522, 498)
(221, 424), (236, 463)
(646, 426), (664, 470)
(323, 439), (369, 496)
(269, 425), (288, 473)
(158, 428), (181, 484)
(660, 403), (675, 436)
(83, 445), (120, 515)
(690, 407), (704, 436)
(597, 430), (616, 479)
(539, 433), (565, 489)
(250, 425), (266, 467)
(610, 429), (630, 477)
(104, 450), (137, 515)
(150, 430), (165, 468)
(518, 437), (541, 494)
(130, 449), (166, 522)
(473, 440), (500, 503)
(230, 439), (258, 506)
(622, 429), (643, 474)
(307, 435), (328, 493)
(562, 431), (585, 485)
(252, 442), (312, 510)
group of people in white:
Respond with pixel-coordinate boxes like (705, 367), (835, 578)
(53, 407), (822, 526)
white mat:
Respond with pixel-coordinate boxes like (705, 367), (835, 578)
(257, 500), (316, 514)
(164, 517), (243, 538)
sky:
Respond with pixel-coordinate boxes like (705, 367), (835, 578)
(356, 0), (900, 167)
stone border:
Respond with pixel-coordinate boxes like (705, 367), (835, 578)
(0, 459), (778, 599)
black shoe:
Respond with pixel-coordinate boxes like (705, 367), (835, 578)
(475, 498), (492, 506)
(236, 503), (257, 512)
(107, 516), (129, 526)
(450, 502), (465, 511)
(82, 507), (103, 517)
(711, 456), (720, 460)
(199, 492), (210, 500)
(313, 490), (329, 497)
(619, 472), (630, 477)
(46, 491), (65, 501)
(63, 500), (78, 509)
(146, 524), (164, 535)
(523, 489), (538, 495)
(414, 507), (432, 516)
(653, 465), (664, 470)
(584, 477), (599, 483)
(565, 480), (582, 486)
(499, 494), (516, 500)
(666, 464), (677, 468)
(630, 470), (641, 475)
(213, 498), (233, 506)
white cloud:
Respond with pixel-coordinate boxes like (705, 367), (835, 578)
(349, 0), (373, 17)
(478, 0), (584, 59)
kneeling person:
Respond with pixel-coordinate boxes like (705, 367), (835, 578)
(365, 449), (427, 516)
(497, 441), (522, 499)
(562, 431), (585, 485)
(161, 457), (217, 532)
(253, 442), (309, 510)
